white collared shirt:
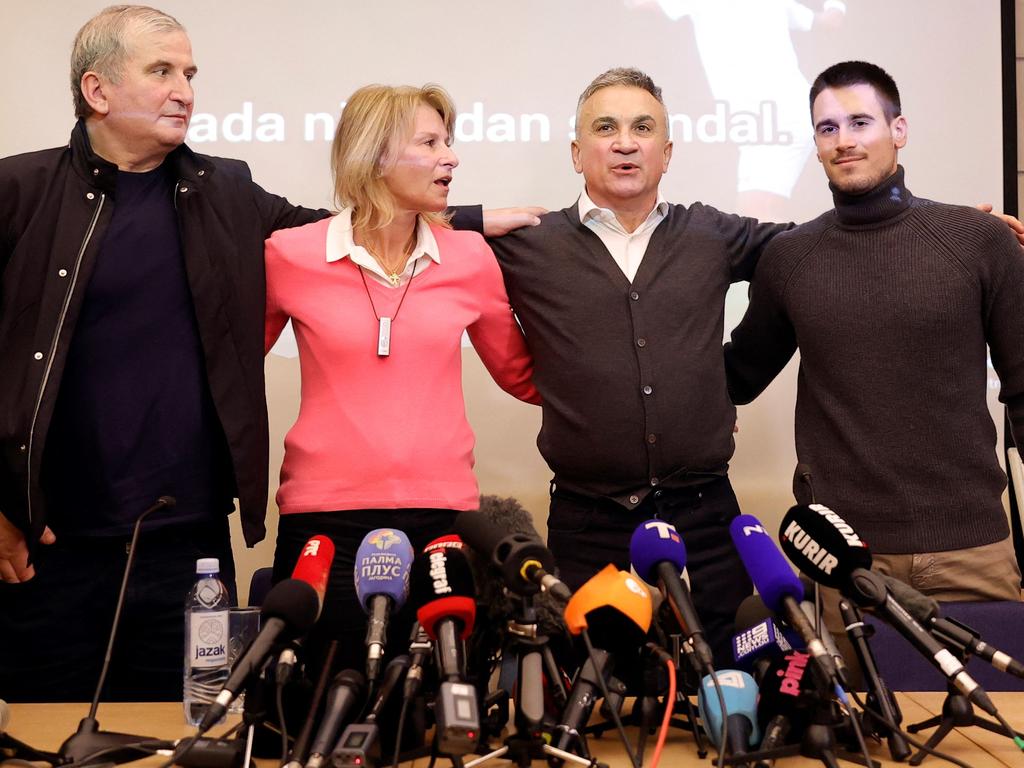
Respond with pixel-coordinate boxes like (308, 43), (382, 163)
(578, 189), (670, 283)
(325, 207), (441, 286)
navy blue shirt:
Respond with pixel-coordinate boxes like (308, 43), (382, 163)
(42, 164), (235, 535)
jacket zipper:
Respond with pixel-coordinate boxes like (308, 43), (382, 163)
(25, 193), (106, 528)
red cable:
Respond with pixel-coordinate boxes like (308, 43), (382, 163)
(648, 656), (677, 768)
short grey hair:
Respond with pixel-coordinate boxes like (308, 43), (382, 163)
(575, 67), (665, 130)
(70, 5), (185, 119)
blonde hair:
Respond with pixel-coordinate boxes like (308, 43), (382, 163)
(331, 83), (456, 232)
(71, 5), (185, 119)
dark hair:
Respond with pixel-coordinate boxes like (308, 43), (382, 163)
(809, 61), (901, 122)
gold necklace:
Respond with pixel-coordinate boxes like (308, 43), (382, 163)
(364, 232), (419, 287)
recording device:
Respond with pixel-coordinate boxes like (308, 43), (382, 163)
(199, 535), (335, 731)
(353, 528), (414, 683)
(410, 536), (480, 755)
(304, 670), (366, 768)
(331, 656), (408, 768)
(629, 519), (715, 673)
(881, 573), (1024, 680)
(779, 504), (999, 716)
(728, 515), (839, 687)
(454, 510), (571, 601)
(697, 670), (760, 759)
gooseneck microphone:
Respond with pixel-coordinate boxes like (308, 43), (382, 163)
(60, 496), (176, 765)
(629, 519), (715, 673)
(454, 511), (571, 601)
(778, 504), (999, 716)
(353, 528), (414, 683)
(728, 515), (839, 686)
(198, 535), (334, 731)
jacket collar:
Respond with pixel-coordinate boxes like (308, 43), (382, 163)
(70, 119), (214, 193)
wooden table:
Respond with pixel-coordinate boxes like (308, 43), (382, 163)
(4, 695), (1022, 767)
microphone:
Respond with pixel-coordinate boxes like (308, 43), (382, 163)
(778, 505), (999, 716)
(354, 528), (414, 683)
(410, 537), (480, 756)
(798, 595), (851, 689)
(732, 614), (794, 680)
(697, 670), (760, 759)
(199, 536), (334, 731)
(557, 566), (652, 756)
(880, 574), (1024, 680)
(59, 496), (175, 765)
(454, 510), (571, 601)
(728, 515), (839, 686)
(332, 656), (409, 767)
(303, 669), (366, 768)
(629, 519), (715, 673)
(754, 652), (815, 755)
(794, 463), (816, 505)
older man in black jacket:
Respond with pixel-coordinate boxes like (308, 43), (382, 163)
(0, 6), (330, 701)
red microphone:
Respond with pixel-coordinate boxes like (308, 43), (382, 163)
(291, 535), (335, 619)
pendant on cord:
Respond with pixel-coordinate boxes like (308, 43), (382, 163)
(377, 316), (392, 357)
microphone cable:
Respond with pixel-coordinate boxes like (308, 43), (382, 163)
(579, 628), (639, 768)
(277, 676), (290, 765)
(644, 643), (676, 768)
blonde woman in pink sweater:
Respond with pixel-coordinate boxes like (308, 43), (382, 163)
(264, 84), (539, 676)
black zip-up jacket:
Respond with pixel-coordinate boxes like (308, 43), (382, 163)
(0, 122), (327, 549)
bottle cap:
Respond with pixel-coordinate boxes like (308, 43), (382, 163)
(196, 557), (220, 575)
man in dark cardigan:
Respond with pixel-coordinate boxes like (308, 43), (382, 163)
(725, 61), (1024, 609)
(488, 68), (793, 663)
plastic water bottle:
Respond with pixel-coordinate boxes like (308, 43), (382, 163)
(183, 557), (231, 726)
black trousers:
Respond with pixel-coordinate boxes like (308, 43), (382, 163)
(273, 509), (459, 679)
(0, 516), (235, 702)
(546, 476), (753, 668)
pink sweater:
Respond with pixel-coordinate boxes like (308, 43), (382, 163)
(265, 217), (539, 514)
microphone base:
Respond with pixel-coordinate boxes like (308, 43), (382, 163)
(905, 687), (1023, 765)
(60, 716), (171, 764)
(1, 732), (64, 765)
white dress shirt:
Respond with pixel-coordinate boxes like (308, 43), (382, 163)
(578, 189), (669, 283)
(325, 207), (441, 286)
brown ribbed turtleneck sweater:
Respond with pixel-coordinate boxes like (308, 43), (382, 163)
(725, 166), (1024, 553)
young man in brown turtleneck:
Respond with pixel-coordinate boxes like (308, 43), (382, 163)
(725, 60), (1023, 601)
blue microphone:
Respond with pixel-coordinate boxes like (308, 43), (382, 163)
(728, 515), (838, 686)
(354, 528), (414, 683)
(732, 617), (794, 677)
(697, 670), (760, 759)
(629, 519), (714, 672)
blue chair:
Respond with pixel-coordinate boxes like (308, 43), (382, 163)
(865, 600), (1024, 692)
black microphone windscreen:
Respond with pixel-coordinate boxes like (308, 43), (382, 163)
(755, 651), (814, 733)
(261, 578), (321, 637)
(734, 595), (775, 632)
(879, 573), (939, 622)
(453, 511), (508, 558)
(778, 504), (872, 589)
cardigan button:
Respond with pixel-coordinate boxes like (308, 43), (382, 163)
(650, 477), (660, 486)
(636, 337), (647, 348)
(33, 352), (43, 360)
(628, 495), (640, 504)
(629, 291), (639, 301)
(642, 385), (653, 395)
(647, 433), (657, 444)
(58, 268), (68, 277)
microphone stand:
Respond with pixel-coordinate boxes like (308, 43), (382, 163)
(463, 592), (600, 768)
(583, 633), (707, 762)
(905, 647), (1024, 765)
(59, 497), (176, 765)
(839, 600), (911, 762)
